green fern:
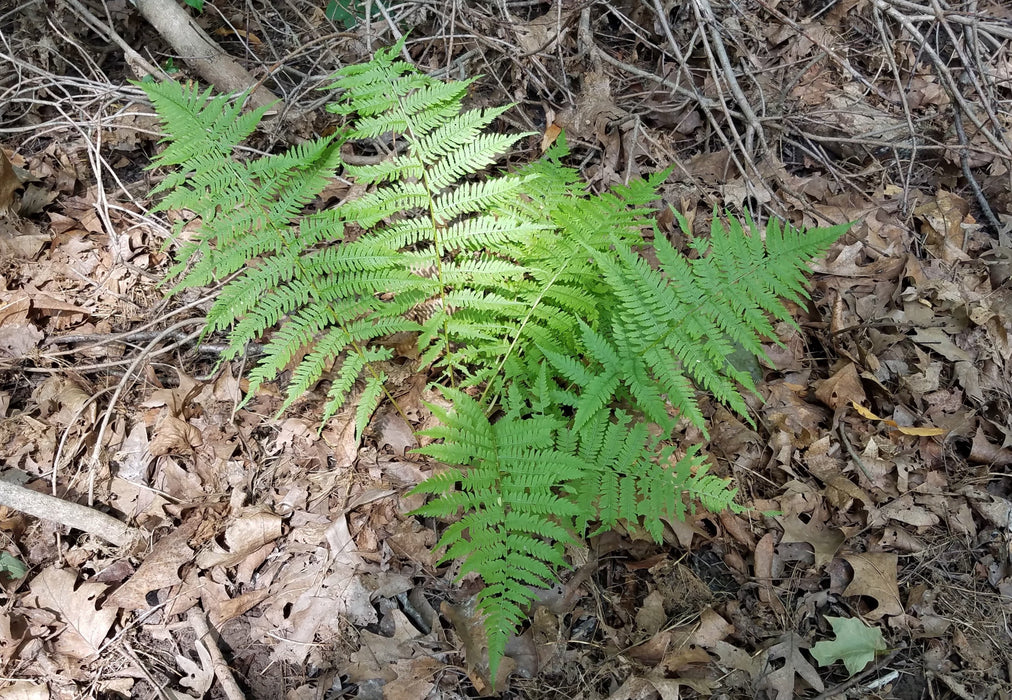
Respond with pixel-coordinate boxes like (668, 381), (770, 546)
(139, 41), (848, 683)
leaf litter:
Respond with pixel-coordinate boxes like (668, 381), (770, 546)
(1, 0), (1012, 698)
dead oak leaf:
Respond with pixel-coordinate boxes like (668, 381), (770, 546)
(149, 415), (202, 456)
(382, 657), (442, 700)
(756, 632), (824, 700)
(778, 513), (845, 568)
(108, 517), (198, 609)
(27, 567), (117, 660)
(815, 363), (866, 410)
(843, 552), (903, 619)
(0, 150), (21, 215)
(195, 508), (282, 569)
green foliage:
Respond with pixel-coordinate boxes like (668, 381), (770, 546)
(811, 616), (888, 675)
(0, 552), (26, 580)
(324, 0), (379, 28)
(139, 41), (848, 681)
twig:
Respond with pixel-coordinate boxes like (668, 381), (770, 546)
(45, 329), (259, 359)
(121, 639), (175, 700)
(188, 607), (246, 700)
(0, 477), (142, 547)
(41, 292), (217, 357)
(874, 0), (1011, 159)
(133, 0), (282, 110)
(838, 422), (873, 482)
(952, 106), (1003, 237)
(692, 0), (769, 157)
(63, 0), (162, 78)
(810, 648), (903, 700)
(645, 0), (758, 191)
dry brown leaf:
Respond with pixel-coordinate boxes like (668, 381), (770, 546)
(816, 363), (866, 410)
(0, 681), (48, 700)
(755, 532), (785, 614)
(960, 486), (1012, 529)
(195, 509), (282, 569)
(27, 567), (117, 660)
(878, 525), (926, 553)
(267, 560), (377, 664)
(0, 612), (25, 669)
(375, 410), (417, 457)
(176, 636), (214, 696)
(843, 552), (903, 619)
(108, 517), (198, 609)
(208, 588), (270, 627)
(871, 494), (940, 529)
(915, 191), (971, 262)
(0, 150), (20, 215)
(712, 640), (761, 677)
(969, 425), (1012, 466)
(149, 415), (203, 456)
(442, 597), (516, 694)
(628, 629), (670, 667)
(382, 657), (442, 700)
(605, 676), (661, 700)
(850, 401), (948, 436)
(541, 123), (562, 153)
(0, 218), (48, 260)
(345, 629), (407, 683)
(510, 5), (564, 53)
(756, 632), (824, 700)
(689, 607), (733, 648)
(634, 590), (667, 637)
(556, 71), (625, 145)
(0, 293), (42, 357)
(778, 513), (845, 568)
(855, 436), (898, 496)
(659, 644), (712, 674)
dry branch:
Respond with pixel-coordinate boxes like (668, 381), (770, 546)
(134, 0), (282, 111)
(0, 478), (142, 548)
(188, 608), (247, 700)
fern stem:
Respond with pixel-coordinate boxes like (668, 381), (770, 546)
(393, 99), (455, 388)
(478, 256), (572, 412)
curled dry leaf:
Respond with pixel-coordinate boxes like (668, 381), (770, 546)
(756, 632), (824, 700)
(195, 508), (282, 569)
(149, 415), (203, 456)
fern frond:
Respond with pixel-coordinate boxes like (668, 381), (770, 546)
(410, 388), (582, 681)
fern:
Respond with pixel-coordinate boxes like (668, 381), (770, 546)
(139, 42), (848, 683)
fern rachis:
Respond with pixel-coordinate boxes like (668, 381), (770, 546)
(140, 42), (848, 683)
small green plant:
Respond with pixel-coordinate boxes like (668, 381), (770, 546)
(324, 0), (379, 29)
(139, 42), (847, 679)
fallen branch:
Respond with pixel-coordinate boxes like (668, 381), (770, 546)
(188, 607), (246, 700)
(0, 478), (142, 548)
(133, 0), (282, 111)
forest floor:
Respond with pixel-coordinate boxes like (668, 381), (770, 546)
(1, 0), (1012, 698)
